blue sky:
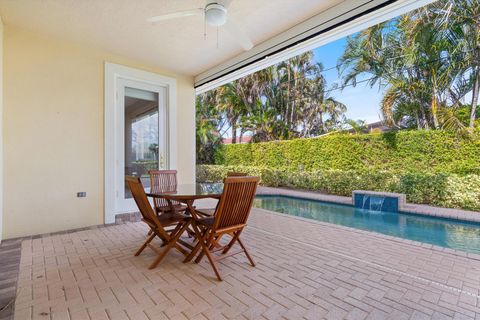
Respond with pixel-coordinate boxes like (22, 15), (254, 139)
(312, 37), (385, 124)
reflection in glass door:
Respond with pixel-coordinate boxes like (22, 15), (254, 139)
(124, 87), (160, 198)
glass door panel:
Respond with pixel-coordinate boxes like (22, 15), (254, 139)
(115, 78), (167, 213)
(124, 87), (159, 198)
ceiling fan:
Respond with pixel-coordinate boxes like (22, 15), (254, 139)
(147, 0), (253, 50)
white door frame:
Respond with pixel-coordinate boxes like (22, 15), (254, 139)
(104, 62), (177, 224)
(116, 78), (167, 213)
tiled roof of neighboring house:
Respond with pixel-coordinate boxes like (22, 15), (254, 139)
(368, 121), (390, 132)
(347, 121), (391, 134)
(222, 135), (253, 144)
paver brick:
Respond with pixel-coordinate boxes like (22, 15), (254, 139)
(4, 209), (480, 320)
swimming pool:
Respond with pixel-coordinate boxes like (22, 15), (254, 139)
(253, 195), (480, 254)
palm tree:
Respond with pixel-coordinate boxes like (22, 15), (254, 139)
(196, 50), (347, 149)
(344, 119), (367, 134)
(338, 21), (436, 128)
(276, 52), (319, 135)
(216, 83), (243, 144)
(215, 71), (265, 144)
(433, 0), (480, 129)
(302, 63), (346, 136)
(380, 80), (430, 129)
(257, 53), (347, 139)
(339, 0), (479, 132)
(195, 91), (222, 164)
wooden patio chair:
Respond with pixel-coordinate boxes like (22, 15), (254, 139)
(149, 170), (187, 215)
(195, 171), (249, 217)
(185, 176), (260, 281)
(126, 176), (192, 269)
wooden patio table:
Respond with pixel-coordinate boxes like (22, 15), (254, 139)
(146, 183), (224, 257)
(146, 183), (224, 215)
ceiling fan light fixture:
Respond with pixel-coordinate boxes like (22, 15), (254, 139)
(205, 3), (227, 27)
(147, 0), (253, 51)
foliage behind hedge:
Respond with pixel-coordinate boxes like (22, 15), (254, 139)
(197, 165), (480, 211)
(214, 131), (480, 174)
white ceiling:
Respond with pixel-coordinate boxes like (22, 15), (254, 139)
(0, 0), (345, 76)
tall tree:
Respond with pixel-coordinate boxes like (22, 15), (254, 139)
(338, 0), (480, 131)
(205, 52), (347, 143)
(195, 91), (222, 164)
(434, 0), (480, 129)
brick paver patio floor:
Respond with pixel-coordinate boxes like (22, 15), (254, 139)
(9, 208), (480, 320)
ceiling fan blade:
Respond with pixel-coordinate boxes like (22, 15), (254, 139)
(224, 17), (253, 50)
(147, 8), (203, 23)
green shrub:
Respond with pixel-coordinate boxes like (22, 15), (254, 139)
(197, 165), (480, 211)
(215, 130), (480, 174)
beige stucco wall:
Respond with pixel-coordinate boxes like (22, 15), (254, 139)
(0, 18), (3, 242)
(3, 26), (196, 239)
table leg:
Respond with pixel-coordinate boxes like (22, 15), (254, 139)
(183, 201), (205, 263)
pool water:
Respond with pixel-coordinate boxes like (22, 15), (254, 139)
(253, 195), (480, 254)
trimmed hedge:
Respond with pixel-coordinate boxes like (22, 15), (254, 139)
(215, 131), (480, 174)
(196, 165), (480, 211)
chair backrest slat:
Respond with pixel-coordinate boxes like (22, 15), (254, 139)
(213, 176), (260, 230)
(149, 170), (180, 208)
